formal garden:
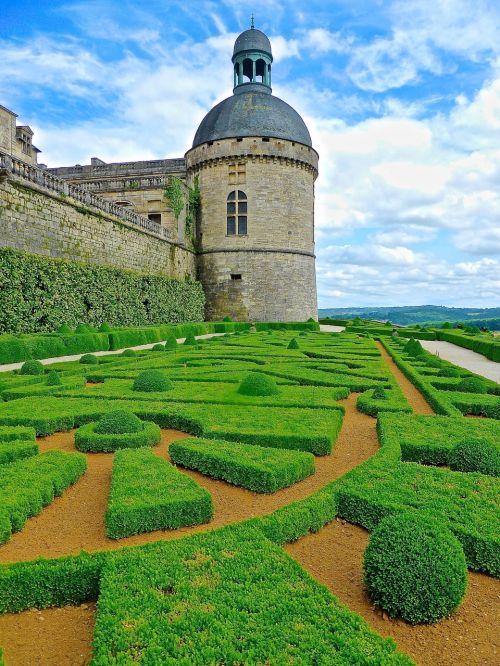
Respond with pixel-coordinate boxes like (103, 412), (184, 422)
(0, 323), (498, 665)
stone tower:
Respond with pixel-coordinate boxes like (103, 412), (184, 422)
(186, 25), (318, 322)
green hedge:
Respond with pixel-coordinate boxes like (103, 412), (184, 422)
(0, 440), (38, 465)
(74, 420), (161, 453)
(0, 246), (205, 335)
(356, 388), (412, 417)
(91, 526), (412, 665)
(106, 447), (213, 538)
(0, 450), (87, 544)
(169, 437), (315, 493)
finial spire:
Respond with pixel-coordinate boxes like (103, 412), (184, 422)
(250, 14), (255, 29)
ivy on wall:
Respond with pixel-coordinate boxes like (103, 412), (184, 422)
(0, 247), (205, 334)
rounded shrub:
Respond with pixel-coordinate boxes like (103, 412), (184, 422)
(75, 324), (91, 333)
(151, 344), (165, 352)
(449, 437), (500, 477)
(299, 331), (308, 337)
(223, 316), (232, 322)
(165, 335), (178, 350)
(438, 367), (460, 377)
(121, 348), (137, 357)
(99, 323), (112, 332)
(287, 338), (299, 350)
(95, 409), (144, 434)
(80, 353), (99, 365)
(184, 333), (197, 345)
(57, 324), (73, 334)
(456, 377), (487, 394)
(20, 360), (45, 375)
(363, 513), (467, 624)
(238, 372), (279, 397)
(133, 369), (173, 392)
(46, 370), (62, 386)
(403, 338), (424, 357)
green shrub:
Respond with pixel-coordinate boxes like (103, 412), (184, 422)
(438, 367), (460, 377)
(151, 344), (165, 352)
(121, 348), (137, 357)
(56, 324), (73, 334)
(372, 386), (387, 400)
(79, 353), (99, 365)
(165, 335), (178, 350)
(403, 338), (424, 356)
(75, 324), (91, 333)
(20, 360), (44, 375)
(170, 437), (315, 493)
(95, 410), (144, 435)
(456, 377), (487, 394)
(287, 338), (299, 350)
(99, 323), (112, 332)
(184, 333), (197, 345)
(364, 513), (467, 624)
(223, 316), (232, 322)
(449, 438), (500, 477)
(46, 371), (62, 386)
(132, 369), (173, 392)
(105, 448), (213, 538)
(75, 420), (161, 453)
(238, 372), (279, 397)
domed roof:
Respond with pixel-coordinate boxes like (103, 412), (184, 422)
(233, 28), (272, 58)
(192, 88), (312, 148)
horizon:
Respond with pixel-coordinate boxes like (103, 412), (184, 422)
(1, 0), (499, 309)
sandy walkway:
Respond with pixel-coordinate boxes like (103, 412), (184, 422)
(420, 340), (500, 382)
(319, 324), (345, 332)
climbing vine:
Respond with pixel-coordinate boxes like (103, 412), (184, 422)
(186, 176), (200, 238)
(163, 176), (184, 221)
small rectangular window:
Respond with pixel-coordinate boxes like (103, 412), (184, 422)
(262, 137), (270, 142)
(227, 202), (236, 214)
(231, 274), (242, 280)
(227, 216), (236, 235)
(238, 216), (247, 235)
(238, 201), (247, 214)
(148, 213), (161, 224)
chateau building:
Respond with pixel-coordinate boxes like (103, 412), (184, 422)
(2, 25), (318, 321)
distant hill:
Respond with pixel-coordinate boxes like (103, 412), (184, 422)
(318, 305), (500, 327)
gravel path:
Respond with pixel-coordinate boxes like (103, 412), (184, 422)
(319, 325), (345, 332)
(420, 340), (500, 382)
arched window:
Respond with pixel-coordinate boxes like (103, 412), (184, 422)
(227, 191), (247, 235)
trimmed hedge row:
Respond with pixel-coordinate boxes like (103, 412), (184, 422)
(91, 525), (412, 665)
(0, 450), (87, 544)
(74, 420), (161, 453)
(169, 437), (315, 493)
(356, 387), (413, 417)
(106, 447), (213, 538)
(0, 246), (205, 335)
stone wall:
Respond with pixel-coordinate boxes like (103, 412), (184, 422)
(0, 169), (196, 280)
(186, 136), (318, 322)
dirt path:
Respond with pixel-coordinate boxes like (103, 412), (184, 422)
(376, 341), (435, 414)
(0, 394), (375, 564)
(286, 522), (499, 666)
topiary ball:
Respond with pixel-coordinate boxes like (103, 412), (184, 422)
(46, 370), (62, 386)
(20, 360), (45, 375)
(121, 349), (137, 357)
(364, 513), (467, 624)
(132, 369), (173, 392)
(287, 338), (299, 350)
(75, 324), (91, 333)
(449, 437), (500, 477)
(151, 344), (165, 352)
(165, 336), (178, 350)
(95, 410), (144, 434)
(57, 324), (73, 334)
(99, 323), (112, 332)
(457, 377), (487, 394)
(223, 316), (232, 322)
(238, 372), (279, 397)
(80, 353), (99, 365)
(184, 333), (197, 345)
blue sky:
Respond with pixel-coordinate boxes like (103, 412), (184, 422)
(1, 0), (499, 309)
